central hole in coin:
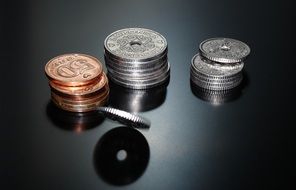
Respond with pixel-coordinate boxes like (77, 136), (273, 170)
(130, 41), (142, 47)
(116, 149), (127, 161)
(220, 44), (231, 51)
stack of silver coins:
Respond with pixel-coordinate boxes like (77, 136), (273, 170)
(104, 28), (170, 89)
(190, 38), (250, 90)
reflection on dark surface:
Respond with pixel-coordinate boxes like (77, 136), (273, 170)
(108, 79), (169, 112)
(46, 101), (104, 132)
(190, 72), (249, 105)
(94, 127), (150, 186)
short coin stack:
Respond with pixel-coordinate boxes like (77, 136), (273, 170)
(104, 28), (170, 89)
(190, 38), (250, 90)
(45, 53), (109, 112)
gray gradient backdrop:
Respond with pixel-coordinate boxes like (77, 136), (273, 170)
(1, 0), (294, 189)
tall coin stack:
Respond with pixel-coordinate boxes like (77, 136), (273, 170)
(190, 38), (250, 90)
(104, 28), (170, 89)
(45, 54), (109, 112)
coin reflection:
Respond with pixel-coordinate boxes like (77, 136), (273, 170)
(108, 78), (168, 113)
(46, 101), (104, 132)
(190, 73), (249, 105)
(93, 127), (150, 186)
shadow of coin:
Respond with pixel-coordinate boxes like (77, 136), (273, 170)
(46, 101), (105, 132)
(108, 78), (169, 113)
(93, 126), (150, 186)
(190, 72), (249, 105)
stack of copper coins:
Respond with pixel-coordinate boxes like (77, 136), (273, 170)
(45, 53), (109, 112)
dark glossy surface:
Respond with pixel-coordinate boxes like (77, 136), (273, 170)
(1, 0), (294, 189)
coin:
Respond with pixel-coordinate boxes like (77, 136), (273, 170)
(191, 54), (243, 77)
(190, 54), (243, 90)
(97, 107), (150, 128)
(190, 75), (243, 90)
(107, 61), (169, 79)
(45, 53), (103, 87)
(45, 53), (110, 112)
(104, 28), (170, 89)
(49, 73), (108, 96)
(108, 63), (170, 89)
(104, 53), (168, 70)
(51, 88), (109, 105)
(199, 38), (250, 63)
(50, 83), (109, 101)
(104, 28), (167, 62)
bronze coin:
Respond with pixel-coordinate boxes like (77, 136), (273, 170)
(45, 53), (103, 87)
(49, 73), (108, 96)
(50, 83), (109, 100)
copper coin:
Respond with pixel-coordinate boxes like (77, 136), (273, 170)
(51, 88), (109, 105)
(45, 53), (103, 87)
(50, 83), (109, 100)
(49, 73), (108, 96)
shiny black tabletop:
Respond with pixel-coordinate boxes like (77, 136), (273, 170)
(1, 0), (294, 189)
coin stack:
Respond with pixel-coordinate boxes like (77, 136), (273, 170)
(104, 28), (170, 89)
(190, 38), (250, 90)
(45, 53), (109, 112)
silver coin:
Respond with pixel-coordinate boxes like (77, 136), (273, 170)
(105, 57), (170, 89)
(190, 67), (243, 84)
(191, 54), (243, 77)
(199, 38), (250, 63)
(97, 107), (150, 128)
(190, 74), (242, 87)
(190, 75), (243, 90)
(105, 48), (168, 64)
(105, 56), (168, 74)
(190, 54), (243, 90)
(190, 65), (243, 81)
(104, 28), (167, 62)
(106, 60), (167, 76)
(190, 67), (243, 89)
(108, 68), (170, 89)
(105, 53), (168, 70)
(190, 71), (242, 84)
(107, 62), (169, 79)
(108, 64), (170, 89)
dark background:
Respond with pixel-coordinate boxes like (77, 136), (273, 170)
(1, 0), (294, 189)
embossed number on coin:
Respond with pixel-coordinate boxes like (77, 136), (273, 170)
(45, 54), (103, 86)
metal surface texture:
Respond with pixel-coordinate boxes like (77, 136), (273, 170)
(45, 53), (103, 86)
(190, 54), (244, 90)
(199, 38), (250, 64)
(104, 28), (170, 89)
(45, 53), (109, 112)
(104, 28), (167, 62)
(97, 107), (151, 128)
